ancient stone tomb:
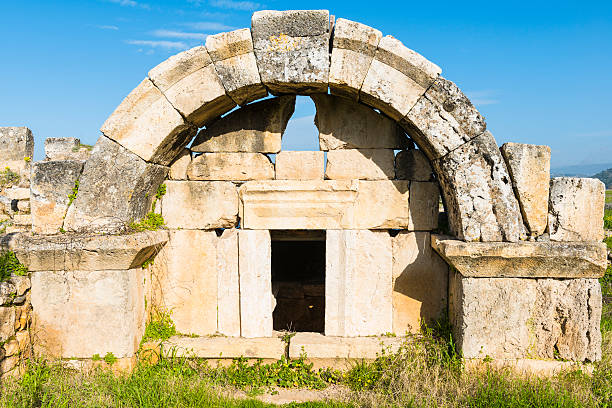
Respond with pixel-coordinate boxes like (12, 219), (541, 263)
(0, 9), (608, 376)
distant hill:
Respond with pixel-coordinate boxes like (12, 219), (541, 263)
(551, 162), (612, 178)
(592, 167), (612, 189)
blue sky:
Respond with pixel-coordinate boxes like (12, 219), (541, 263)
(1, 1), (611, 169)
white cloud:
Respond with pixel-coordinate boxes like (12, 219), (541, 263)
(97, 25), (119, 30)
(466, 90), (499, 106)
(182, 21), (235, 31)
(152, 29), (207, 41)
(126, 40), (188, 49)
(107, 0), (150, 10)
(209, 0), (263, 11)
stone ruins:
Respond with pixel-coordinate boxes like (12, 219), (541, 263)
(0, 10), (607, 377)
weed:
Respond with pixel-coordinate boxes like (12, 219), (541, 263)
(0, 167), (20, 188)
(67, 179), (79, 206)
(142, 310), (176, 342)
(103, 352), (117, 365)
(156, 183), (167, 200)
(92, 353), (102, 361)
(129, 212), (165, 232)
(0, 251), (28, 281)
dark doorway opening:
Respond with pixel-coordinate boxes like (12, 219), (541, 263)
(271, 230), (325, 333)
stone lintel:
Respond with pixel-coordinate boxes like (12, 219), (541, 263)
(432, 234), (607, 278)
(4, 231), (168, 272)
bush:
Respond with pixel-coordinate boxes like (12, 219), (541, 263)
(0, 251), (27, 281)
(0, 167), (19, 188)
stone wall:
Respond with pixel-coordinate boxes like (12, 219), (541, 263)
(0, 275), (31, 379)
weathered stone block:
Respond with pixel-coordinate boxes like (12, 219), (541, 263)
(187, 153), (274, 181)
(361, 36), (441, 121)
(432, 235), (607, 278)
(100, 78), (196, 165)
(148, 46), (236, 127)
(548, 177), (605, 242)
(63, 136), (168, 233)
(3, 187), (29, 200)
(433, 132), (523, 242)
(353, 180), (411, 229)
(206, 29), (267, 106)
(191, 96), (295, 153)
(392, 231), (448, 334)
(395, 149), (433, 181)
(401, 77), (486, 159)
(161, 181), (238, 229)
(216, 229), (240, 337)
(164, 335), (285, 358)
(500, 143), (551, 236)
(325, 149), (395, 180)
(31, 160), (83, 234)
(450, 273), (601, 362)
(31, 268), (145, 358)
(6, 230), (168, 272)
(168, 148), (191, 180)
(275, 151), (324, 180)
(328, 19), (382, 99)
(239, 230), (272, 338)
(0, 127), (33, 186)
(150, 230), (219, 336)
(44, 137), (90, 161)
(240, 180), (357, 230)
(0, 307), (15, 343)
(408, 182), (439, 231)
(326, 230), (392, 336)
(289, 332), (405, 359)
(252, 10), (330, 94)
(312, 94), (408, 150)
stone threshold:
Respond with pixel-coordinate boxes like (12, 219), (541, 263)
(464, 358), (594, 377)
(432, 234), (607, 278)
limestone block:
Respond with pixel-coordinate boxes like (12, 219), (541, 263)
(238, 230), (272, 338)
(361, 36), (441, 121)
(168, 149), (191, 180)
(548, 177), (605, 242)
(240, 180), (413, 230)
(11, 214), (31, 226)
(191, 96), (295, 153)
(0, 276), (30, 306)
(251, 10), (330, 94)
(101, 78), (196, 165)
(150, 230), (218, 336)
(240, 180), (358, 230)
(63, 136), (168, 233)
(3, 187), (30, 200)
(216, 229), (240, 336)
(408, 182), (439, 231)
(500, 143), (551, 236)
(326, 230), (393, 336)
(31, 268), (145, 358)
(433, 132), (523, 242)
(30, 160), (83, 234)
(328, 19), (382, 99)
(161, 181), (238, 229)
(312, 94), (408, 150)
(8, 230), (168, 272)
(0, 307), (15, 343)
(401, 77), (486, 159)
(289, 332), (405, 359)
(206, 29), (267, 106)
(392, 232), (448, 334)
(164, 335), (285, 359)
(0, 127), (34, 184)
(450, 273), (601, 361)
(148, 46), (236, 127)
(395, 149), (433, 181)
(353, 180), (410, 229)
(187, 153), (274, 181)
(17, 200), (30, 213)
(44, 137), (90, 161)
(432, 235), (607, 278)
(325, 149), (395, 180)
(275, 151), (324, 180)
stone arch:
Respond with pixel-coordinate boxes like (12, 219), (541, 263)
(63, 9), (524, 242)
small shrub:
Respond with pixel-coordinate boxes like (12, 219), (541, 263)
(67, 179), (79, 206)
(0, 251), (28, 281)
(0, 167), (20, 188)
(129, 213), (165, 232)
(155, 183), (167, 200)
(103, 352), (117, 365)
(142, 310), (176, 342)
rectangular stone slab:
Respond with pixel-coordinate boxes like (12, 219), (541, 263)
(5, 230), (168, 272)
(288, 332), (405, 359)
(251, 10), (330, 94)
(31, 268), (146, 359)
(275, 151), (324, 180)
(432, 234), (607, 278)
(186, 152), (274, 181)
(325, 149), (395, 180)
(216, 229), (240, 337)
(161, 180), (238, 229)
(162, 335), (285, 359)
